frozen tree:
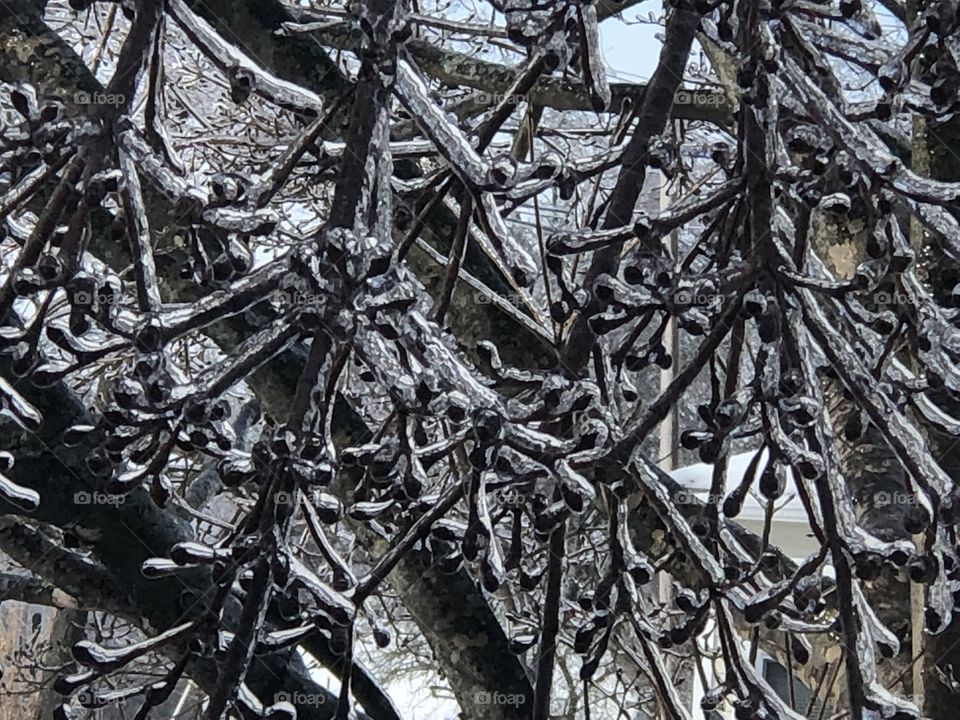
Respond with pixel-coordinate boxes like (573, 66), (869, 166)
(2, 0), (960, 719)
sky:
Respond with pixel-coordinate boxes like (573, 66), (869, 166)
(598, 4), (669, 84)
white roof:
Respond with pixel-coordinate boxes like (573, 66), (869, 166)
(668, 449), (807, 522)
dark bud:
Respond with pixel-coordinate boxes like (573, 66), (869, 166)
(890, 251), (912, 273)
(759, 464), (785, 499)
(908, 554), (938, 585)
(550, 301), (569, 323)
(791, 635), (809, 665)
(743, 605), (763, 625)
(723, 564), (741, 582)
(218, 457), (254, 487)
(904, 505), (930, 535)
(839, 0), (860, 17)
(628, 561), (652, 585)
(756, 304), (781, 343)
(723, 493), (743, 519)
(623, 264), (644, 285)
(680, 429), (708, 450)
(574, 624), (597, 655)
(698, 437), (722, 464)
(373, 625), (391, 648)
(37, 253), (61, 281)
(544, 48), (561, 72)
(509, 632), (538, 654)
(690, 516), (711, 538)
(331, 569), (351, 592)
(228, 66), (255, 104)
(624, 354), (648, 372)
(855, 552), (882, 580)
(796, 458), (821, 480)
(85, 446), (112, 477)
(11, 351), (37, 378)
(675, 589), (698, 613)
(734, 699), (759, 720)
(560, 482), (584, 513)
(480, 561), (500, 593)
(472, 409), (503, 446)
(11, 90), (30, 118)
(12, 270), (43, 297)
(717, 16), (732, 42)
(519, 569), (542, 590)
(742, 289), (767, 318)
(889, 548), (911, 567)
(415, 380), (434, 407)
(403, 473), (423, 500)
(931, 75), (958, 108)
(669, 624), (691, 645)
(211, 254), (234, 282)
(700, 691), (721, 712)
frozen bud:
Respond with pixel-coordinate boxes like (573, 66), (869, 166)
(756, 301), (781, 343)
(313, 493), (343, 524)
(12, 269), (43, 297)
(227, 65), (255, 104)
(904, 505), (930, 535)
(741, 289), (767, 318)
(854, 552), (883, 580)
(820, 192), (851, 215)
(908, 554), (938, 584)
(790, 635), (809, 665)
(489, 155), (517, 186)
(348, 499), (395, 521)
(680, 429), (710, 450)
(472, 408), (503, 446)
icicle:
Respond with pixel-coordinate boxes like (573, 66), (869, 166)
(0, 472), (38, 511)
(0, 373), (41, 431)
(72, 622), (194, 673)
(394, 60), (491, 188)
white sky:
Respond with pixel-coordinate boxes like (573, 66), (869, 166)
(599, 6), (667, 83)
